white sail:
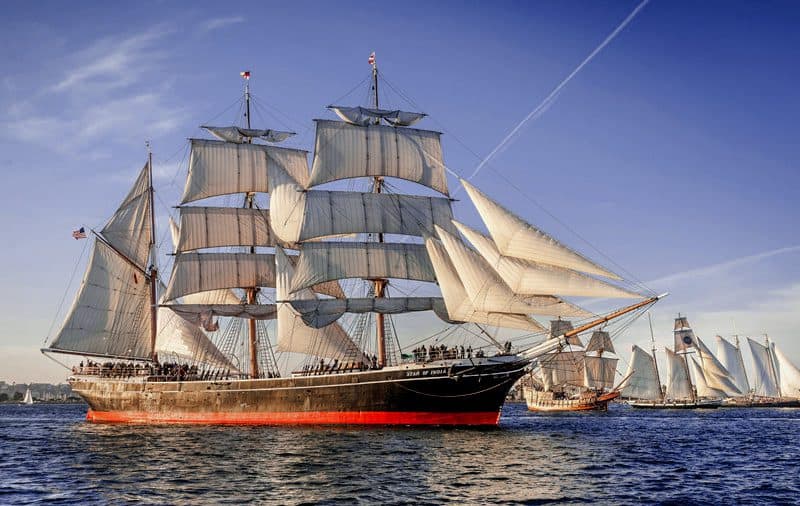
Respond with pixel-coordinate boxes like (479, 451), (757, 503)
(100, 162), (152, 271)
(690, 357), (726, 399)
(460, 180), (620, 279)
(202, 125), (295, 144)
(169, 216), (180, 252)
(748, 337), (781, 397)
(176, 207), (279, 253)
(309, 119), (448, 195)
(289, 242), (436, 294)
(621, 345), (662, 400)
(673, 316), (697, 353)
(540, 349), (586, 388)
(436, 226), (590, 317)
(23, 389), (33, 404)
(665, 347), (693, 400)
(585, 330), (615, 354)
(583, 355), (618, 390)
(773, 344), (800, 399)
(49, 240), (152, 359)
(163, 252), (276, 302)
(181, 139), (309, 204)
(694, 337), (741, 396)
(715, 335), (750, 395)
(275, 247), (365, 360)
(424, 236), (545, 331)
(271, 189), (457, 244)
(155, 302), (237, 370)
(328, 106), (426, 127)
(453, 221), (641, 299)
(289, 297), (445, 328)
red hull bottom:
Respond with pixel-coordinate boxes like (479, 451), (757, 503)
(86, 409), (501, 426)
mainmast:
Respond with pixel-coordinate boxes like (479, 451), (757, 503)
(242, 70), (260, 379)
(648, 312), (664, 401)
(370, 52), (387, 368)
(147, 141), (158, 362)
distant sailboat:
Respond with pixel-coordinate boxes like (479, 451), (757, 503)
(23, 388), (34, 405)
(729, 336), (800, 408)
(628, 315), (722, 409)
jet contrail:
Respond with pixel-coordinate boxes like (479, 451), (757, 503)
(646, 245), (800, 287)
(463, 0), (650, 183)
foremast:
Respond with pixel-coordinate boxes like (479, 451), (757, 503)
(147, 144), (158, 362)
(242, 70), (260, 379)
(648, 312), (665, 401)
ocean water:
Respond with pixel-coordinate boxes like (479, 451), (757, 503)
(1, 403), (798, 505)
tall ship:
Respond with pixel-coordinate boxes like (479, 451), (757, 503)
(522, 322), (626, 412)
(42, 61), (661, 425)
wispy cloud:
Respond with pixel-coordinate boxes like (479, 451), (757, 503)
(1, 25), (185, 158)
(200, 16), (245, 32)
(646, 245), (800, 287)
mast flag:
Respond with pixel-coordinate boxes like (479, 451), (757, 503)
(368, 52), (376, 65)
(240, 70), (250, 79)
(72, 227), (86, 240)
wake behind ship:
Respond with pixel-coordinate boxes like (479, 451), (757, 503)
(43, 60), (661, 426)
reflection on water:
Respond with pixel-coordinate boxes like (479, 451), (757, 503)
(1, 403), (799, 504)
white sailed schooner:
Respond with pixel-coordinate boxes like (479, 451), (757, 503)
(42, 63), (662, 425)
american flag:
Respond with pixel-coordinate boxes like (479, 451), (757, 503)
(72, 227), (86, 240)
(368, 52), (375, 65)
(240, 70), (250, 80)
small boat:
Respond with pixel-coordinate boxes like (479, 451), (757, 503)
(23, 388), (34, 405)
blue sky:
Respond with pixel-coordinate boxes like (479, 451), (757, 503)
(1, 1), (798, 383)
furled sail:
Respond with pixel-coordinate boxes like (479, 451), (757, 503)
(163, 252), (276, 302)
(715, 335), (750, 395)
(695, 337), (741, 396)
(271, 189), (457, 244)
(773, 344), (800, 398)
(583, 355), (619, 389)
(665, 347), (693, 400)
(748, 337), (781, 397)
(275, 247), (365, 360)
(621, 345), (662, 400)
(288, 297), (445, 329)
(308, 119), (448, 195)
(436, 226), (590, 317)
(690, 357), (726, 399)
(585, 330), (615, 354)
(328, 106), (426, 127)
(289, 242), (436, 294)
(100, 162), (152, 271)
(202, 125), (295, 144)
(175, 207), (280, 252)
(460, 180), (620, 279)
(181, 139), (309, 204)
(49, 240), (152, 360)
(453, 221), (641, 299)
(167, 304), (278, 322)
(424, 236), (545, 331)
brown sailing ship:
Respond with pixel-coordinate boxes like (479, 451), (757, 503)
(43, 61), (660, 425)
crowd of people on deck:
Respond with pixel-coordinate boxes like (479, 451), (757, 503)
(411, 344), (489, 362)
(300, 355), (382, 375)
(72, 360), (235, 381)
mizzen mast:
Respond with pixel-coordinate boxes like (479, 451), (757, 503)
(147, 141), (158, 362)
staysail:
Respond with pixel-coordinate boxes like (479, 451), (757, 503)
(665, 347), (693, 400)
(715, 335), (750, 395)
(621, 345), (662, 400)
(773, 344), (800, 398)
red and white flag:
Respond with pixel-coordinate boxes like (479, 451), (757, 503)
(368, 52), (375, 65)
(72, 227), (86, 240)
(240, 70), (250, 80)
